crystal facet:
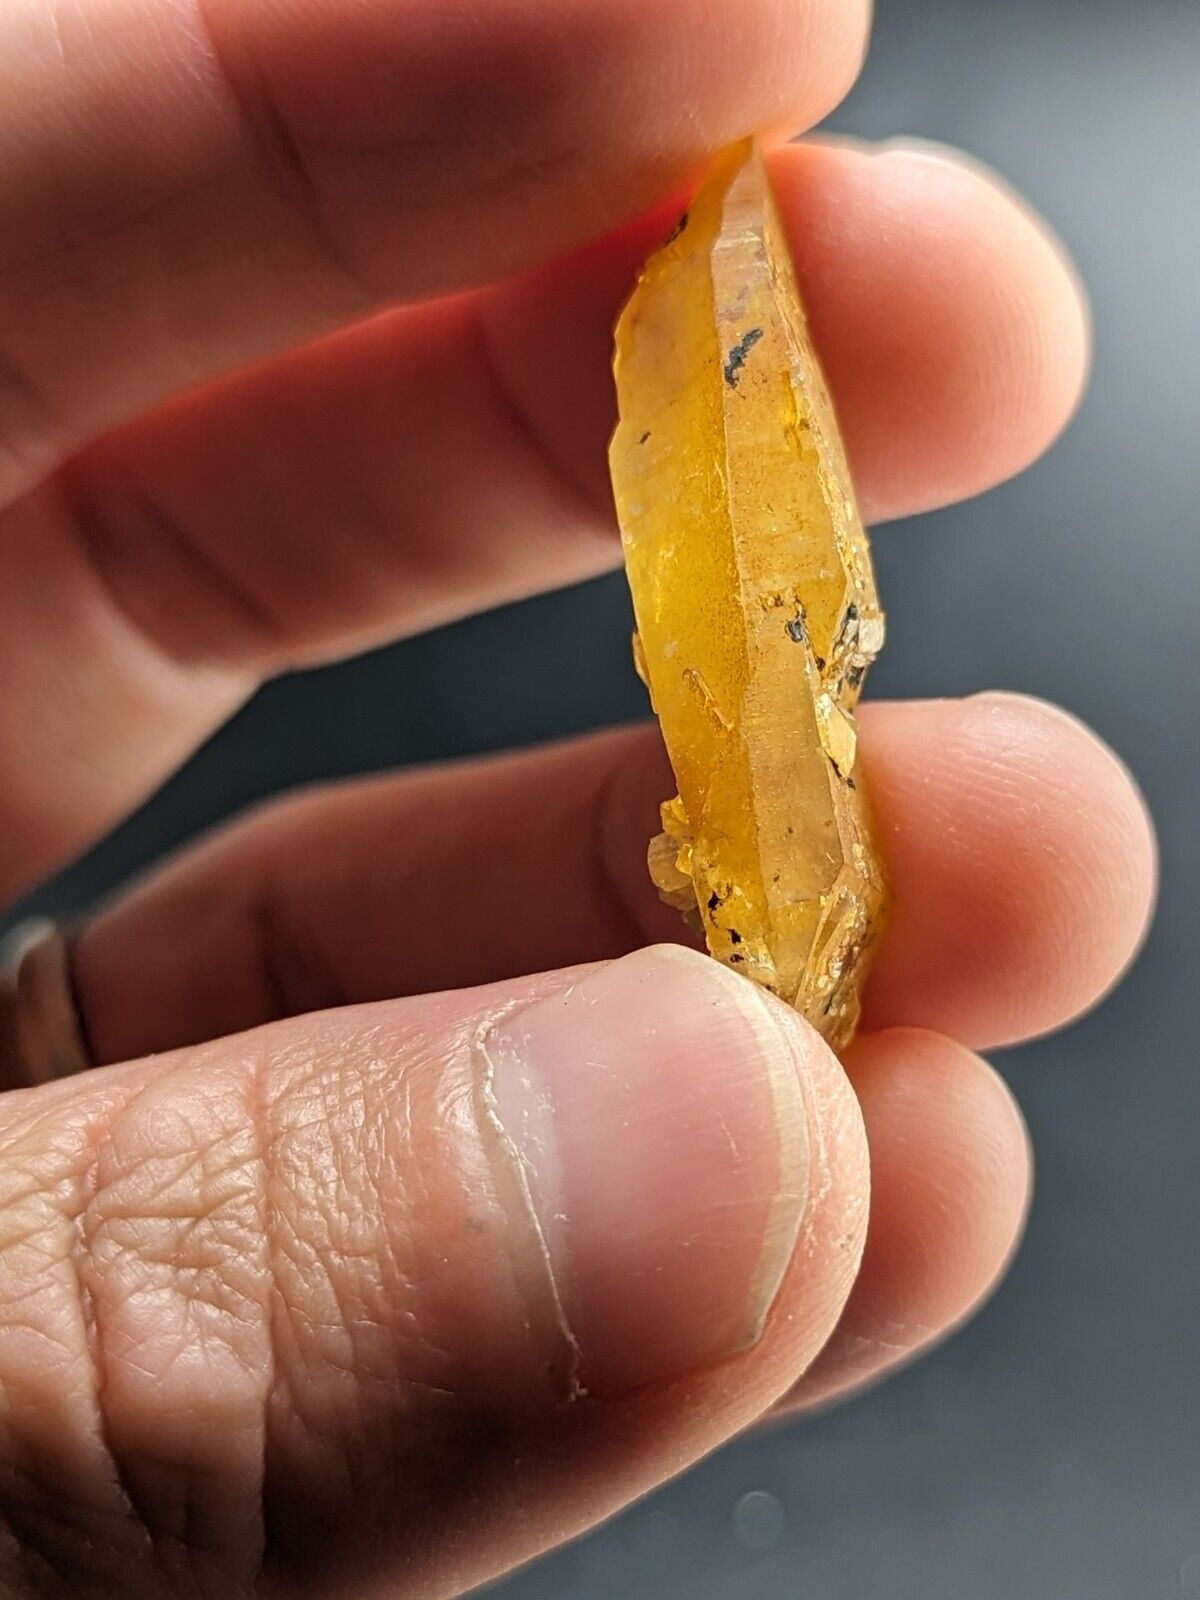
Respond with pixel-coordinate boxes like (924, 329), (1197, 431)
(609, 139), (886, 1050)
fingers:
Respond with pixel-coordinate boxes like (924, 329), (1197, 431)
(784, 1027), (1031, 1412)
(0, 143), (1090, 900)
(482, 137), (1090, 526)
(0, 0), (870, 502)
(858, 693), (1157, 1045)
(60, 693), (1155, 1073)
(0, 946), (867, 1596)
(789, 137), (1090, 519)
(59, 143), (1090, 651)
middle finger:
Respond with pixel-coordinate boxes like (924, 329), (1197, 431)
(0, 141), (1088, 905)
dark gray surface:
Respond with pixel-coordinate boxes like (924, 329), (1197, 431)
(11, 0), (1199, 1596)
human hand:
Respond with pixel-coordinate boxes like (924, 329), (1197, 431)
(0, 0), (1156, 1594)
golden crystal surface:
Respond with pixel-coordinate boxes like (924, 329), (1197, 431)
(609, 139), (886, 1050)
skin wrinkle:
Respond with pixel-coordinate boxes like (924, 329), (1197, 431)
(245, 1038), (274, 1583)
(63, 1108), (144, 1553)
(5, 0), (364, 358)
(47, 294), (608, 687)
(76, 1057), (270, 1593)
(191, 0), (378, 309)
(252, 877), (351, 1028)
(0, 344), (60, 494)
(0, 1086), (163, 1595)
(268, 1024), (464, 1561)
(261, 1036), (413, 1543)
(17, 473), (246, 720)
(0, 0), (363, 514)
(207, 21), (585, 260)
(62, 468), (288, 674)
(469, 305), (606, 549)
(261, 1040), (364, 1562)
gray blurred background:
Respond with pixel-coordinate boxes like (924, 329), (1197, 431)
(9, 0), (1199, 1596)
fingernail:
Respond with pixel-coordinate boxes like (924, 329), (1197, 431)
(477, 946), (815, 1396)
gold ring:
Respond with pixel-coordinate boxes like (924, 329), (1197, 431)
(0, 919), (93, 1086)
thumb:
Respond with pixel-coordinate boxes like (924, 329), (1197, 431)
(0, 945), (867, 1598)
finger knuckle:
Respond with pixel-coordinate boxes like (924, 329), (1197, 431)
(0, 1020), (511, 1594)
(0, 1059), (271, 1596)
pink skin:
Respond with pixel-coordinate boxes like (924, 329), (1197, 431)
(0, 143), (1089, 899)
(0, 0), (1158, 1593)
(0, 952), (871, 1595)
(73, 699), (1155, 1064)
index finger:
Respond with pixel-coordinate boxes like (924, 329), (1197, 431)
(0, 0), (870, 504)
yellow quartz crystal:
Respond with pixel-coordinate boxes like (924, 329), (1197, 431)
(609, 139), (886, 1051)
